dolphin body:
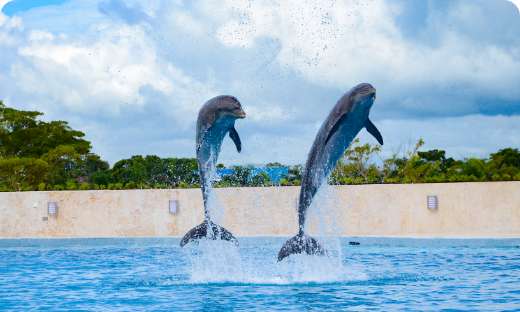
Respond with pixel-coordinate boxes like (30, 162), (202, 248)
(277, 83), (383, 261)
(180, 95), (246, 247)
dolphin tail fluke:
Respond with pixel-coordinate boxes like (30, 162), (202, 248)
(277, 233), (326, 261)
(180, 220), (238, 247)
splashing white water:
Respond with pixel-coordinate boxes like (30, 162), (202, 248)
(184, 182), (366, 285)
(186, 240), (244, 283)
(304, 183), (346, 262)
(185, 239), (367, 284)
(185, 167), (366, 284)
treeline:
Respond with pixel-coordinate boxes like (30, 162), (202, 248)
(1, 102), (519, 191)
(1, 102), (108, 191)
(330, 139), (520, 185)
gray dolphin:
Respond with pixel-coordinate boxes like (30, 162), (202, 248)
(180, 95), (246, 247)
(277, 83), (383, 261)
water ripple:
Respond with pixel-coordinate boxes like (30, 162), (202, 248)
(0, 237), (519, 311)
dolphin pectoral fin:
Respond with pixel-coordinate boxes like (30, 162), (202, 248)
(229, 126), (242, 153)
(324, 114), (347, 146)
(277, 233), (326, 261)
(365, 118), (383, 145)
(180, 220), (239, 247)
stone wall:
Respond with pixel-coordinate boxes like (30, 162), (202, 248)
(1, 182), (519, 238)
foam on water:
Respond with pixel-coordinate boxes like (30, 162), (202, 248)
(184, 239), (367, 284)
(185, 183), (368, 285)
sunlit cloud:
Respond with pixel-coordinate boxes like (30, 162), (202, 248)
(0, 0), (519, 164)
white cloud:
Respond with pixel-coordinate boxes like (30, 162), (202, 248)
(0, 0), (10, 12)
(375, 114), (520, 159)
(510, 0), (520, 13)
(4, 21), (216, 129)
(222, 114), (520, 165)
(211, 0), (520, 102)
(1, 0), (519, 165)
(0, 6), (22, 46)
(15, 25), (171, 110)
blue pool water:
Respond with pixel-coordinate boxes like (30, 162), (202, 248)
(0, 237), (519, 311)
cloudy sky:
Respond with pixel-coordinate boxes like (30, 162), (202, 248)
(1, 0), (519, 165)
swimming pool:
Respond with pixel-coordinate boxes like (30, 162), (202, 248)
(0, 237), (519, 311)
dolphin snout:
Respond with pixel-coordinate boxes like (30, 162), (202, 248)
(236, 110), (246, 119)
(367, 88), (376, 101)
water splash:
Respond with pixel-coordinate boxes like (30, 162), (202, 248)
(206, 189), (224, 225)
(184, 237), (367, 285)
(304, 183), (346, 264)
(185, 171), (365, 284)
(185, 240), (243, 283)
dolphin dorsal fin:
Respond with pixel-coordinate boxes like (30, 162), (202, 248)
(229, 126), (242, 152)
(365, 118), (383, 145)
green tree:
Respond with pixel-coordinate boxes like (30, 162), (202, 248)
(164, 158), (198, 187)
(41, 145), (83, 186)
(111, 156), (148, 186)
(0, 102), (90, 158)
(280, 165), (302, 186)
(331, 139), (382, 184)
(0, 102), (108, 191)
(0, 157), (49, 191)
(488, 148), (520, 180)
(250, 171), (272, 187)
(219, 166), (253, 187)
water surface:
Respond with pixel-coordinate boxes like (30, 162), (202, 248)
(0, 237), (519, 311)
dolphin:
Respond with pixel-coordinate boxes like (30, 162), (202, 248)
(277, 83), (383, 261)
(180, 95), (246, 247)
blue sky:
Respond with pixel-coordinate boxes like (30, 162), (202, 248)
(1, 0), (519, 165)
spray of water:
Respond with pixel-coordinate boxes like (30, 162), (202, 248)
(185, 240), (366, 284)
(184, 183), (367, 284)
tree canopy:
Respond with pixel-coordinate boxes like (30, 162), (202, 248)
(1, 101), (519, 191)
(0, 102), (106, 191)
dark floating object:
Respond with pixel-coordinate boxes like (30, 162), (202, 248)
(349, 241), (361, 246)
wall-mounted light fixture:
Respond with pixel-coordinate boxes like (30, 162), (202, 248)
(427, 195), (438, 210)
(169, 200), (179, 215)
(47, 202), (58, 217)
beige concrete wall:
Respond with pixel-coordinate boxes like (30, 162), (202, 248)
(0, 182), (519, 238)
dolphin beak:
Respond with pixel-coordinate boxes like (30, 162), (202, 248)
(369, 89), (376, 101)
(237, 110), (246, 119)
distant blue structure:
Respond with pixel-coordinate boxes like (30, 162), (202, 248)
(252, 167), (289, 183)
(216, 168), (235, 177)
(216, 166), (289, 184)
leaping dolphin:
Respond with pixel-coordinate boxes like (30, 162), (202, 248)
(180, 95), (246, 247)
(277, 83), (383, 261)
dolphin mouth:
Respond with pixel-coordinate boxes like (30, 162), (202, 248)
(236, 111), (246, 119)
(366, 90), (376, 101)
